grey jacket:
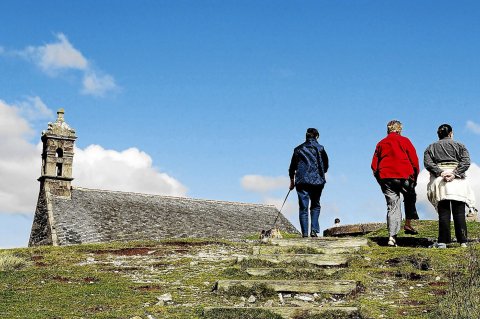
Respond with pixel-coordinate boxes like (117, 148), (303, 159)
(424, 137), (470, 178)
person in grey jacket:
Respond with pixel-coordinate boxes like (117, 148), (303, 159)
(424, 124), (473, 248)
(289, 128), (329, 237)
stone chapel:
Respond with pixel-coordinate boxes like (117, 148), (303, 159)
(29, 109), (297, 246)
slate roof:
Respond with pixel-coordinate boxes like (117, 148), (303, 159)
(48, 187), (299, 245)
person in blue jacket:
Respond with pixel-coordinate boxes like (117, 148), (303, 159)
(289, 128), (329, 237)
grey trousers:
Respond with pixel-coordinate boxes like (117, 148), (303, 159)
(380, 179), (419, 237)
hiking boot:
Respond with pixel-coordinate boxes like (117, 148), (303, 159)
(310, 231), (318, 237)
(461, 243), (468, 248)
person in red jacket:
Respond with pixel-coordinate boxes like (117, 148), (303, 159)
(371, 120), (420, 247)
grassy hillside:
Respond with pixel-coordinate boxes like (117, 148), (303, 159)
(1, 221), (480, 319)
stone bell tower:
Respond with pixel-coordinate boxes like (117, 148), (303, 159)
(30, 108), (77, 246)
(38, 108), (77, 197)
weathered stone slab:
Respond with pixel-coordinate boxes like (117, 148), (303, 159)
(245, 267), (339, 277)
(239, 254), (349, 267)
(203, 306), (359, 318)
(269, 237), (368, 249)
(216, 279), (357, 295)
(323, 223), (385, 237)
(252, 245), (360, 255)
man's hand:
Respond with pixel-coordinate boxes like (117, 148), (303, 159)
(441, 171), (455, 182)
(289, 179), (295, 190)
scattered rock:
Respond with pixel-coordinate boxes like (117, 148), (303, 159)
(264, 300), (274, 307)
(113, 260), (123, 267)
(156, 293), (172, 303)
(278, 293), (284, 304)
(294, 294), (314, 302)
(247, 295), (256, 303)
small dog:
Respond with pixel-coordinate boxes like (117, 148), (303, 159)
(259, 228), (283, 241)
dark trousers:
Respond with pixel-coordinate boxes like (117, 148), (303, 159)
(296, 184), (324, 236)
(438, 200), (467, 244)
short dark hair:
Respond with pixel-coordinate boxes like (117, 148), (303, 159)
(306, 128), (319, 139)
(437, 124), (452, 139)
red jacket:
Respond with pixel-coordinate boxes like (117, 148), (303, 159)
(371, 132), (419, 180)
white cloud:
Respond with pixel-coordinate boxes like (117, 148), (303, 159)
(0, 100), (40, 213)
(416, 164), (480, 218)
(15, 96), (53, 120)
(241, 175), (290, 193)
(23, 33), (88, 72)
(466, 120), (480, 135)
(7, 33), (117, 96)
(0, 98), (187, 215)
(82, 72), (117, 97)
(74, 145), (187, 196)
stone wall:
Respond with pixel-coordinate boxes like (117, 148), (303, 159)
(29, 188), (53, 246)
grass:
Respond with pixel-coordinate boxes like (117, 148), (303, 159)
(0, 252), (29, 271)
(1, 221), (480, 318)
(292, 311), (362, 319)
(204, 308), (282, 319)
(0, 239), (249, 318)
(219, 283), (277, 299)
(432, 246), (480, 319)
(367, 219), (480, 241)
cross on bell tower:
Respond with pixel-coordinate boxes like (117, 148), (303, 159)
(38, 108), (77, 197)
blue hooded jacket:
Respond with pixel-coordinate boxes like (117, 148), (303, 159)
(289, 137), (329, 186)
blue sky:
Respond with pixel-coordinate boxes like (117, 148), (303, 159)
(1, 1), (480, 248)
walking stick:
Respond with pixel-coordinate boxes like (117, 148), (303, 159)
(270, 189), (292, 229)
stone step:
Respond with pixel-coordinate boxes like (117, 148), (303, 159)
(252, 245), (359, 255)
(216, 279), (357, 295)
(323, 222), (385, 237)
(203, 306), (359, 318)
(269, 237), (368, 249)
(238, 254), (349, 267)
(245, 267), (339, 277)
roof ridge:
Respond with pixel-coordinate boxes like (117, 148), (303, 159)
(71, 186), (276, 208)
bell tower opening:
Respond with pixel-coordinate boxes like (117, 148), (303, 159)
(56, 163), (63, 177)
